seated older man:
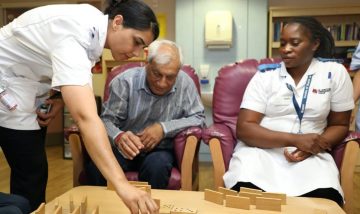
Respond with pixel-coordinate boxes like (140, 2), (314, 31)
(86, 40), (205, 189)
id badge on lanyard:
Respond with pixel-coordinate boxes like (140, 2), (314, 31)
(286, 74), (313, 134)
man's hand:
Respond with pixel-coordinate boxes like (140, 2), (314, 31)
(37, 98), (64, 127)
(115, 131), (143, 160)
(284, 148), (312, 162)
(292, 133), (331, 155)
(137, 123), (164, 152)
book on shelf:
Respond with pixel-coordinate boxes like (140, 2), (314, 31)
(326, 22), (360, 41)
(274, 21), (360, 42)
(273, 21), (285, 42)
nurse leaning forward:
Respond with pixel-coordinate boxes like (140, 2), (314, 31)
(224, 16), (354, 206)
(0, 0), (160, 213)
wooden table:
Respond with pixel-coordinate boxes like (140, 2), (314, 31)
(43, 186), (345, 214)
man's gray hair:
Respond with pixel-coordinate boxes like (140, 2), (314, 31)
(147, 40), (183, 66)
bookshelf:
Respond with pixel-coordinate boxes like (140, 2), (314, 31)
(268, 5), (360, 63)
(102, 49), (147, 73)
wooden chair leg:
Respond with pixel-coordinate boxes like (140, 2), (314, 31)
(69, 134), (84, 187)
(209, 138), (225, 189)
(181, 135), (199, 191)
(340, 140), (359, 214)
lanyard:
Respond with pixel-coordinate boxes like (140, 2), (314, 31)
(286, 74), (313, 134)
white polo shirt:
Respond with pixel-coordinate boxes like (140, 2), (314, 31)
(224, 59), (354, 198)
(0, 4), (108, 130)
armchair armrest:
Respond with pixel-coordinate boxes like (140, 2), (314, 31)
(331, 132), (360, 170)
(174, 126), (202, 191)
(202, 123), (236, 189)
(202, 123), (236, 169)
(331, 131), (360, 214)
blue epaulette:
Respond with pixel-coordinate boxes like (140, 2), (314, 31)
(258, 63), (281, 72)
(317, 57), (344, 63)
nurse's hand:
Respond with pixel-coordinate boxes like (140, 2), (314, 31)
(292, 133), (330, 155)
(284, 148), (311, 162)
(116, 182), (158, 214)
(36, 98), (64, 127)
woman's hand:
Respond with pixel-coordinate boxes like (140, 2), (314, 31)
(284, 148), (312, 162)
(292, 133), (331, 155)
(116, 182), (159, 214)
(36, 98), (64, 127)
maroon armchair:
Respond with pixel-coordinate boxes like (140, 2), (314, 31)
(66, 63), (202, 191)
(330, 133), (360, 214)
(201, 59), (259, 189)
(201, 58), (360, 213)
(103, 62), (145, 102)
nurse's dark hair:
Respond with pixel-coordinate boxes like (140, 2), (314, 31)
(104, 0), (159, 40)
(285, 16), (334, 58)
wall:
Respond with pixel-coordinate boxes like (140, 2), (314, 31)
(175, 0), (268, 161)
(144, 0), (175, 41)
(269, 0), (359, 7)
(176, 0), (267, 90)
